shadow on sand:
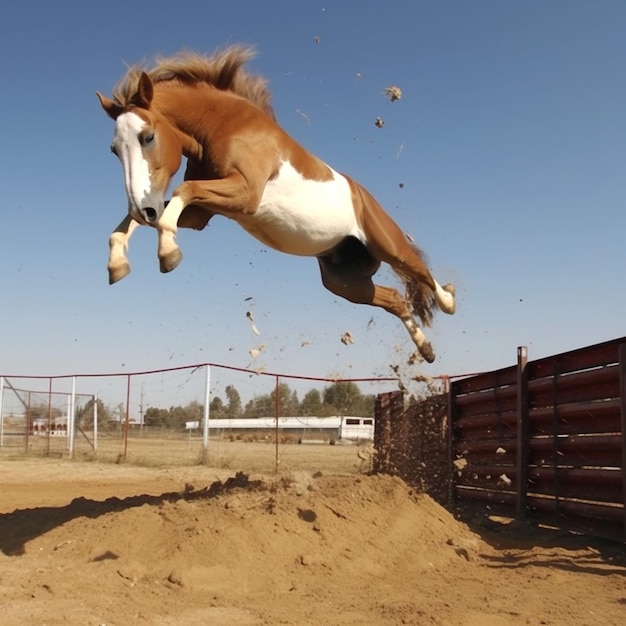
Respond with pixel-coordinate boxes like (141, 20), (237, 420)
(0, 472), (260, 556)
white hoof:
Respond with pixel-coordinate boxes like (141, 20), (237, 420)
(159, 248), (183, 273)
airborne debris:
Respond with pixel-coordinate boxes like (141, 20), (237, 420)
(296, 109), (311, 125)
(374, 117), (384, 128)
(249, 344), (266, 359)
(496, 447), (507, 455)
(405, 232), (414, 243)
(340, 331), (354, 346)
(498, 474), (512, 487)
(301, 339), (311, 347)
(314, 36), (321, 44)
(355, 72), (362, 80)
(246, 311), (261, 335)
(384, 85), (403, 102)
(411, 374), (435, 385)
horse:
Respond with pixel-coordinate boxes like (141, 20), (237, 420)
(97, 44), (455, 363)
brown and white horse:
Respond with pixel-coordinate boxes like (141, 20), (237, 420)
(97, 45), (455, 363)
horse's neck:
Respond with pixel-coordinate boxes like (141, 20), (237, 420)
(155, 83), (238, 132)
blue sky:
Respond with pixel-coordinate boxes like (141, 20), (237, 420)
(0, 1), (624, 404)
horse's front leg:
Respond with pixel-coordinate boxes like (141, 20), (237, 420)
(155, 175), (255, 273)
(155, 196), (186, 273)
(108, 214), (140, 284)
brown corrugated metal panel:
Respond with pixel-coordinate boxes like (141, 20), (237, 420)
(529, 365), (619, 406)
(454, 415), (517, 444)
(454, 437), (517, 456)
(529, 399), (621, 435)
(528, 466), (622, 502)
(528, 338), (623, 378)
(455, 485), (517, 510)
(448, 337), (626, 542)
(452, 365), (517, 395)
(375, 337), (626, 541)
(527, 497), (624, 540)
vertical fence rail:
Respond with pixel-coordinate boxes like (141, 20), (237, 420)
(515, 346), (528, 518)
(620, 343), (626, 540)
(202, 365), (211, 463)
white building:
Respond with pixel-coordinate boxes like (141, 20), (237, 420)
(184, 415), (374, 441)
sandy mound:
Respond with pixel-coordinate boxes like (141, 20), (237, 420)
(0, 468), (624, 625)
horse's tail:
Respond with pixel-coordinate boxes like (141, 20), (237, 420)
(393, 244), (437, 327)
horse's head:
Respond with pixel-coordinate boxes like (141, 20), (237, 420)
(97, 73), (184, 225)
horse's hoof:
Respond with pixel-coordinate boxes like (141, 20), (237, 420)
(108, 263), (131, 284)
(420, 342), (436, 364)
(442, 283), (456, 314)
(443, 283), (456, 296)
(159, 248), (183, 273)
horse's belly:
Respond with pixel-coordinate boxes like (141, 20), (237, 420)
(242, 161), (362, 256)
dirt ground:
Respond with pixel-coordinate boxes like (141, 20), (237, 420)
(0, 459), (624, 625)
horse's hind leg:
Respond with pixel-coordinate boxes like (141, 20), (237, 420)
(317, 254), (436, 363)
(355, 191), (456, 318)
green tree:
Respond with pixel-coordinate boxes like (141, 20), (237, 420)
(224, 385), (242, 418)
(243, 394), (273, 417)
(322, 382), (374, 416)
(299, 389), (323, 416)
(144, 406), (171, 429)
(210, 396), (226, 418)
(28, 402), (62, 422)
(270, 383), (299, 416)
(76, 397), (113, 430)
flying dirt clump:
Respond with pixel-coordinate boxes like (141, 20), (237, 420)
(384, 85), (403, 102)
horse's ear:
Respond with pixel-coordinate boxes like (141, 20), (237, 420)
(130, 72), (154, 109)
(97, 92), (124, 120)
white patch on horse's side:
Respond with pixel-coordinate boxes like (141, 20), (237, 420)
(241, 160), (364, 256)
(113, 112), (155, 218)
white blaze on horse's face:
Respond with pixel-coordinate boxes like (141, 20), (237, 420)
(110, 110), (176, 225)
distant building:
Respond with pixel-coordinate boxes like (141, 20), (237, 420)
(184, 415), (374, 441)
(31, 416), (68, 436)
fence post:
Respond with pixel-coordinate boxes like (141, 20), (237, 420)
(93, 395), (99, 452)
(619, 343), (626, 542)
(515, 346), (529, 518)
(123, 374), (131, 461)
(69, 377), (76, 458)
(46, 377), (52, 456)
(275, 376), (280, 473)
(447, 380), (456, 508)
(202, 365), (211, 463)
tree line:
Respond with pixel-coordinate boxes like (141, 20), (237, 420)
(72, 381), (374, 431)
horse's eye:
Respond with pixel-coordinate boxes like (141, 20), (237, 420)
(142, 133), (155, 147)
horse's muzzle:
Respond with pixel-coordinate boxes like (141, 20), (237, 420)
(140, 207), (158, 223)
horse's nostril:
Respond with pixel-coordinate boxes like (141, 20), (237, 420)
(143, 207), (158, 222)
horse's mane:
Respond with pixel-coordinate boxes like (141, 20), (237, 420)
(112, 44), (275, 119)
